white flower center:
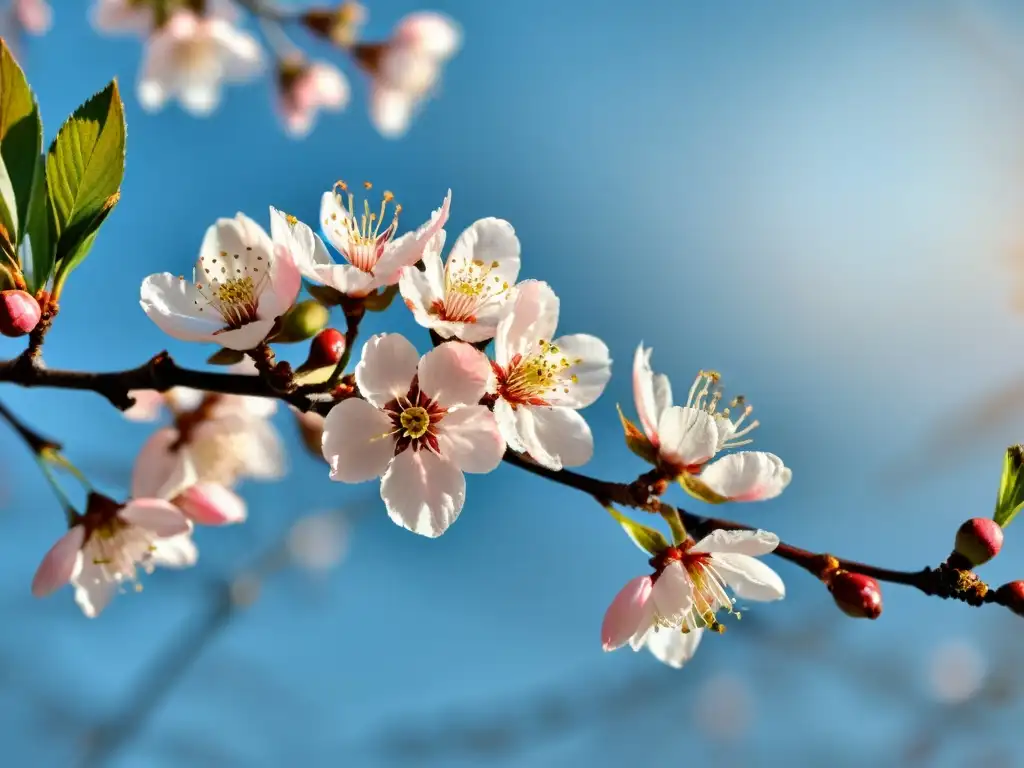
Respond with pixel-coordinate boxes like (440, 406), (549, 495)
(192, 246), (271, 328)
(326, 180), (400, 274)
(189, 429), (252, 486)
(433, 258), (510, 323)
(496, 341), (581, 406)
(85, 517), (158, 585)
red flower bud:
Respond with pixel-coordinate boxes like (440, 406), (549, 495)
(829, 570), (883, 619)
(954, 518), (1004, 567)
(0, 290), (41, 337)
(306, 327), (346, 369)
(995, 581), (1024, 617)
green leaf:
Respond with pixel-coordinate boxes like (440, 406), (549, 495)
(207, 347), (246, 365)
(306, 282), (345, 306)
(52, 192), (118, 293)
(617, 404), (659, 465)
(994, 444), (1024, 528)
(46, 79), (125, 277)
(292, 363), (338, 387)
(0, 39), (41, 242)
(364, 283), (400, 312)
(23, 154), (53, 293)
(0, 154), (17, 247)
(678, 472), (729, 505)
(604, 504), (670, 556)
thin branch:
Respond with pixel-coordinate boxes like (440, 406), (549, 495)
(0, 351), (1013, 612)
(0, 397), (60, 454)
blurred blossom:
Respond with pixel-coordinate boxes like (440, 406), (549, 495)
(137, 8), (263, 117)
(287, 511), (350, 573)
(276, 58), (349, 138)
(694, 672), (754, 739)
(928, 639), (986, 704)
(354, 11), (461, 138)
(91, 0), (153, 35)
(13, 0), (50, 35)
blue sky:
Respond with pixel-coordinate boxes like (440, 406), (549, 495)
(2, 1), (1024, 765)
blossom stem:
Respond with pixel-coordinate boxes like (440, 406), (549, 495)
(0, 352), (1013, 613)
(325, 300), (364, 389)
(0, 400), (77, 522)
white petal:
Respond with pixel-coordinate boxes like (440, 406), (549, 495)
(370, 86), (414, 138)
(211, 318), (278, 351)
(633, 344), (673, 442)
(124, 390), (166, 422)
(436, 406), (504, 473)
(180, 83), (220, 116)
(691, 528), (780, 556)
(131, 428), (197, 500)
(150, 534), (199, 569)
(418, 341), (492, 408)
(646, 627), (703, 669)
(601, 575), (654, 652)
(493, 398), (527, 454)
(321, 398), (395, 482)
(237, 417), (286, 480)
(270, 207), (323, 275)
(140, 273), (222, 342)
(656, 406), (719, 468)
(312, 263), (378, 297)
(260, 243), (302, 320)
(374, 190), (452, 285)
(649, 561), (693, 627)
(544, 334), (612, 409)
(700, 452), (792, 502)
(398, 231), (446, 321)
(380, 449), (465, 537)
(393, 11), (461, 58)
(711, 553), (786, 602)
(318, 188), (354, 260)
(72, 562), (116, 618)
(355, 334), (420, 408)
(443, 217), (520, 302)
(522, 406), (594, 469)
(120, 500), (192, 537)
(494, 279), (559, 366)
(208, 19), (264, 81)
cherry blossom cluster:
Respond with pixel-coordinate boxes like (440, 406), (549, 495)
(11, 0), (460, 139)
(24, 179), (802, 673)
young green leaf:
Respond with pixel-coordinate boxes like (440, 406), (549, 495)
(0, 155), (18, 244)
(0, 38), (42, 242)
(604, 504), (670, 556)
(207, 347), (246, 365)
(46, 79), (125, 278)
(678, 472), (729, 505)
(993, 445), (1024, 528)
(616, 404), (659, 466)
(23, 154), (54, 293)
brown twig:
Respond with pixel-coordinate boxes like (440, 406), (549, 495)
(0, 350), (1015, 612)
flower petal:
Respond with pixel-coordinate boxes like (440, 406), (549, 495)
(132, 428), (198, 500)
(493, 398), (527, 454)
(418, 341), (492, 408)
(119, 499), (192, 537)
(355, 333), (420, 408)
(633, 344), (673, 442)
(601, 574), (653, 651)
(398, 230), (446, 321)
(211, 318), (278, 351)
(272, 207), (331, 277)
(150, 534), (199, 569)
(494, 279), (559, 366)
(374, 190), (452, 284)
(523, 406), (594, 469)
(544, 333), (612, 409)
(711, 552), (786, 602)
(370, 86), (414, 138)
(140, 273), (223, 342)
(31, 526), (85, 598)
(436, 406), (504, 473)
(124, 390), (166, 422)
(649, 561), (693, 627)
(72, 562), (116, 618)
(259, 243), (302, 320)
(321, 398), (395, 482)
(380, 449), (465, 537)
(645, 627), (703, 669)
(394, 11), (461, 58)
(656, 406), (719, 468)
(443, 217), (520, 303)
(691, 528), (780, 556)
(176, 483), (246, 525)
(700, 451), (792, 502)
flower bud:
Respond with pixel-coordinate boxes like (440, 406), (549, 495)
(829, 570), (883, 619)
(273, 299), (330, 343)
(995, 581), (1024, 617)
(302, 3), (365, 47)
(954, 517), (1004, 567)
(305, 328), (346, 369)
(0, 290), (41, 337)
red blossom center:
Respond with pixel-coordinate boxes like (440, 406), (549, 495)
(382, 375), (447, 456)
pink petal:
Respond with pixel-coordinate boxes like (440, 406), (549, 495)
(699, 451), (791, 502)
(176, 483), (246, 525)
(260, 243), (302, 319)
(393, 12), (461, 58)
(124, 390), (166, 422)
(354, 334), (420, 408)
(132, 427), (197, 499)
(436, 406), (505, 473)
(119, 499), (192, 537)
(493, 279), (560, 366)
(321, 398), (396, 482)
(31, 526), (85, 597)
(602, 575), (653, 651)
(418, 341), (492, 408)
(656, 406), (719, 468)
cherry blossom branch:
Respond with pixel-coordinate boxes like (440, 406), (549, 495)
(0, 350), (1019, 615)
(0, 397), (59, 455)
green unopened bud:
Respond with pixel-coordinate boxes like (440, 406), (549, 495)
(993, 445), (1024, 528)
(272, 300), (330, 343)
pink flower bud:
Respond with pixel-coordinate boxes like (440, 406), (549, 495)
(829, 571), (883, 619)
(0, 290), (41, 337)
(954, 518), (1004, 567)
(995, 580), (1024, 617)
(306, 327), (346, 369)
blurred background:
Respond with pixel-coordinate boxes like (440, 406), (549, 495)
(2, 0), (1024, 765)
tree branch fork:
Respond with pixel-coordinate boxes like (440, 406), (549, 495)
(0, 348), (1017, 616)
